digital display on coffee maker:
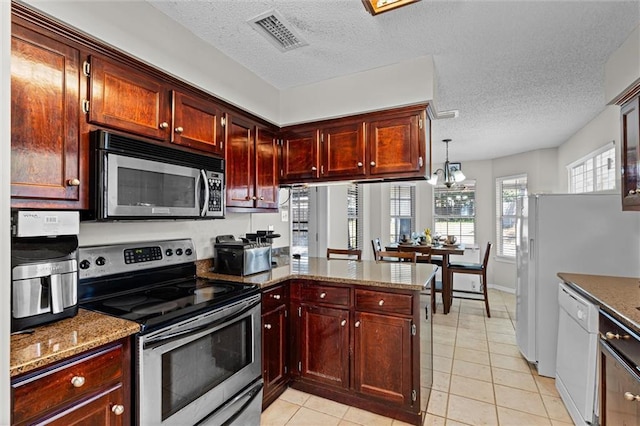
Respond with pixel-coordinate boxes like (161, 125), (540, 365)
(124, 246), (163, 264)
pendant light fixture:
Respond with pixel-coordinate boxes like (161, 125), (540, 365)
(427, 139), (466, 188)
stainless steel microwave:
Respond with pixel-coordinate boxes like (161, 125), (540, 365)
(87, 130), (224, 220)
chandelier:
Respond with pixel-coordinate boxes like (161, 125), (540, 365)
(427, 139), (466, 188)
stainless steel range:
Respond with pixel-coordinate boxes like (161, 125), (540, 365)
(78, 239), (263, 426)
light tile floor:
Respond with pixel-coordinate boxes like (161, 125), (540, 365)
(261, 289), (575, 426)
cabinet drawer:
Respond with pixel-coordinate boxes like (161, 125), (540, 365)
(300, 283), (350, 307)
(355, 289), (412, 316)
(12, 344), (123, 424)
(263, 284), (288, 312)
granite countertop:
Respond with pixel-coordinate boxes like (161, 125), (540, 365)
(199, 257), (439, 291)
(10, 309), (140, 378)
(557, 272), (640, 333)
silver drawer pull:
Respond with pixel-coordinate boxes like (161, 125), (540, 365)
(320, 292), (327, 299)
(264, 324), (272, 329)
(111, 404), (125, 416)
(272, 294), (281, 300)
(605, 331), (630, 340)
(378, 299), (385, 306)
(71, 376), (85, 388)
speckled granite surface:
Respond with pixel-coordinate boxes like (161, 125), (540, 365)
(10, 309), (140, 377)
(199, 257), (439, 291)
(557, 272), (640, 333)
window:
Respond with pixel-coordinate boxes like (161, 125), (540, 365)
(568, 143), (615, 193)
(347, 184), (362, 250)
(433, 181), (476, 245)
(290, 187), (309, 256)
(496, 175), (527, 258)
(389, 185), (415, 244)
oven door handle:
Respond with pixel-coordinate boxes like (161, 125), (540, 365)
(144, 298), (260, 350)
(221, 380), (263, 426)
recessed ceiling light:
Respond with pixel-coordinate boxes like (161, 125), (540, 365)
(361, 0), (422, 16)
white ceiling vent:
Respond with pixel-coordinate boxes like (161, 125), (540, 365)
(248, 10), (308, 52)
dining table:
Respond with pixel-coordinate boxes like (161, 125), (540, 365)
(385, 242), (465, 314)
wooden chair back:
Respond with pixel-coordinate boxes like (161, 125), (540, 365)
(398, 245), (432, 262)
(376, 251), (417, 263)
(371, 238), (382, 259)
(327, 248), (362, 260)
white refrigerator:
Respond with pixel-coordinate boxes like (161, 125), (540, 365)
(515, 193), (640, 378)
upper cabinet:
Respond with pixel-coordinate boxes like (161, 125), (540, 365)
(10, 16), (85, 209)
(87, 55), (171, 141)
(280, 105), (430, 185)
(621, 96), (640, 210)
(226, 113), (279, 211)
(87, 56), (224, 156)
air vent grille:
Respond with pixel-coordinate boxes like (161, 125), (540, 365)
(249, 10), (308, 52)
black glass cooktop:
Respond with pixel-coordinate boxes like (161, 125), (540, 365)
(81, 277), (259, 333)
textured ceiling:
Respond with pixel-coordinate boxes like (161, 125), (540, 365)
(148, 0), (640, 163)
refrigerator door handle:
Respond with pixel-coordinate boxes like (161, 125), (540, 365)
(529, 239), (534, 260)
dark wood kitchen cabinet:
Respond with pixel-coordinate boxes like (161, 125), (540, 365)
(621, 96), (640, 210)
(171, 90), (224, 155)
(10, 16), (85, 209)
(11, 339), (131, 426)
(226, 114), (279, 211)
(280, 105), (429, 184)
(87, 55), (171, 142)
(261, 284), (289, 408)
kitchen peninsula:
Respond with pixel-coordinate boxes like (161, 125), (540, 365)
(202, 258), (438, 425)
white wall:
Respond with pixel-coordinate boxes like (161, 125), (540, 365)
(1, 1), (10, 421)
(605, 24), (640, 104)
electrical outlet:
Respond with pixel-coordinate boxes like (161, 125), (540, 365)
(268, 225), (274, 231)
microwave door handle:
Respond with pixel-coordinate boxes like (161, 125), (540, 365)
(49, 274), (63, 314)
(200, 169), (210, 217)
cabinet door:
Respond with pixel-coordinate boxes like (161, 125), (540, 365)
(255, 126), (280, 209)
(281, 128), (320, 182)
(226, 114), (255, 208)
(262, 305), (288, 401)
(354, 311), (413, 405)
(88, 55), (170, 141)
(42, 385), (126, 426)
(368, 113), (423, 177)
(621, 97), (640, 210)
(299, 305), (349, 389)
(171, 90), (223, 155)
(11, 21), (83, 207)
(601, 345), (640, 426)
(321, 122), (366, 178)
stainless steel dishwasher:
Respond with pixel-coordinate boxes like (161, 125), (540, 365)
(555, 282), (599, 425)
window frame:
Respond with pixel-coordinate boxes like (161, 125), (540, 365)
(567, 142), (616, 193)
(433, 180), (477, 246)
(389, 184), (415, 244)
(495, 174), (527, 260)
(347, 184), (362, 250)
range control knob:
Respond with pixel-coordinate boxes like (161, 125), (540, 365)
(185, 248), (193, 256)
(95, 257), (106, 266)
(165, 249), (173, 256)
(176, 248), (183, 256)
(79, 260), (91, 270)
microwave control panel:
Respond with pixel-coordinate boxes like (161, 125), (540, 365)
(206, 171), (224, 215)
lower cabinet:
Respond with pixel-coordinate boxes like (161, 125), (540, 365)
(11, 339), (131, 426)
(262, 284), (289, 408)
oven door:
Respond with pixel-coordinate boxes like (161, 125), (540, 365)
(138, 295), (262, 426)
(104, 152), (206, 218)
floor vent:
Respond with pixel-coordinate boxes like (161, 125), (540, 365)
(248, 10), (308, 52)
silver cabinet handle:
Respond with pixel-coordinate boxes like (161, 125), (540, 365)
(159, 122), (169, 129)
(71, 376), (85, 388)
(175, 126), (184, 134)
(357, 162), (363, 167)
(67, 178), (80, 186)
(272, 294), (281, 300)
(311, 166), (317, 171)
(111, 405), (125, 416)
(378, 299), (385, 306)
(624, 392), (640, 401)
(252, 196), (257, 200)
(370, 161), (376, 166)
(341, 319), (346, 327)
(605, 331), (630, 340)
(319, 292), (326, 299)
(355, 321), (361, 328)
(264, 324), (272, 329)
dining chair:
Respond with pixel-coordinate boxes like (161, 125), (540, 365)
(376, 251), (417, 263)
(326, 248), (362, 260)
(371, 238), (382, 259)
(447, 242), (492, 317)
(398, 245), (432, 263)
